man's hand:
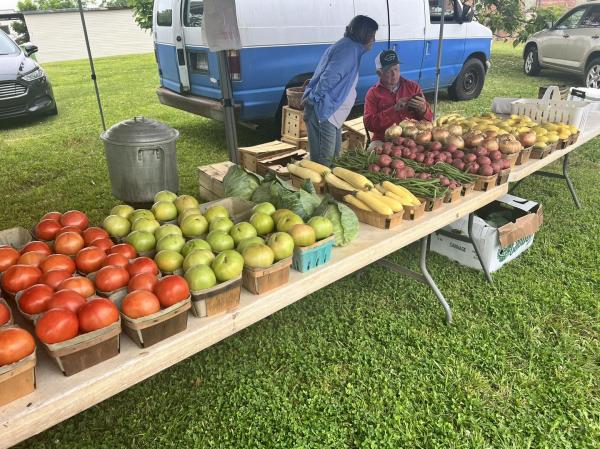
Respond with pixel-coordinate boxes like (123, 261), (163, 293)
(393, 97), (409, 112)
(407, 95), (427, 115)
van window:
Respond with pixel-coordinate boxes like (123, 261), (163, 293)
(429, 0), (456, 23)
(184, 0), (204, 27)
(582, 6), (600, 27)
(156, 0), (173, 27)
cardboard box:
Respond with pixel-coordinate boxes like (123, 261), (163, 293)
(197, 161), (235, 201)
(255, 148), (307, 179)
(430, 194), (543, 273)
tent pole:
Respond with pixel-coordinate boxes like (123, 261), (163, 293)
(217, 50), (239, 163)
(77, 0), (106, 131)
(432, 1), (446, 120)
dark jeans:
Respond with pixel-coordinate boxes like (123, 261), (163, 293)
(303, 103), (342, 167)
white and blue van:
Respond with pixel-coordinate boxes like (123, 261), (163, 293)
(152, 0), (492, 123)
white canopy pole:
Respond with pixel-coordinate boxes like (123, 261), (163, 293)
(432, 0), (446, 120)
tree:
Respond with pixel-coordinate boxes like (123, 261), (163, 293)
(129, 0), (153, 30)
(17, 0), (78, 11)
(11, 19), (30, 44)
(101, 0), (129, 7)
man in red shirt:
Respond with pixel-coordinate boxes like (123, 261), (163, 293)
(364, 50), (433, 149)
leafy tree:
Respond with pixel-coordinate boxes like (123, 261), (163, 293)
(129, 0), (153, 30)
(17, 0), (78, 11)
(101, 0), (130, 7)
(11, 19), (30, 44)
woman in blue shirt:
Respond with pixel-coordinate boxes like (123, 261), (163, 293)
(303, 15), (378, 166)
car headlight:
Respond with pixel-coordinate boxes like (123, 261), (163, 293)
(21, 68), (45, 82)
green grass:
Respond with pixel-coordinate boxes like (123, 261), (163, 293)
(3, 41), (600, 448)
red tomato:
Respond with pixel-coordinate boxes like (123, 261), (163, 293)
(1, 265), (42, 294)
(57, 276), (95, 298)
(39, 254), (76, 274)
(128, 272), (159, 292)
(54, 232), (85, 256)
(18, 284), (54, 315)
(55, 226), (83, 238)
(108, 243), (137, 260)
(0, 302), (11, 326)
(102, 253), (129, 269)
(95, 265), (130, 292)
(90, 237), (114, 253)
(60, 210), (89, 231)
(127, 257), (159, 277)
(75, 247), (107, 274)
(154, 275), (190, 308)
(0, 246), (20, 273)
(35, 309), (79, 344)
(0, 328), (35, 366)
(47, 290), (87, 314)
(78, 298), (119, 333)
(21, 241), (52, 256)
(122, 290), (161, 318)
(41, 211), (62, 221)
(34, 219), (62, 241)
(82, 227), (110, 246)
(40, 269), (73, 289)
(17, 251), (47, 268)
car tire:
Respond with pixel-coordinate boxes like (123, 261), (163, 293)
(524, 46), (541, 76)
(48, 104), (58, 116)
(585, 58), (600, 88)
(448, 58), (486, 101)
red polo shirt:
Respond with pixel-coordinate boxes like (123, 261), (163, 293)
(364, 78), (433, 142)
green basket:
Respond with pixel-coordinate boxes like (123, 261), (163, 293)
(292, 236), (335, 272)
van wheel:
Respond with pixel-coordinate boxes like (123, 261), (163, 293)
(585, 58), (600, 88)
(448, 58), (485, 101)
(524, 46), (541, 76)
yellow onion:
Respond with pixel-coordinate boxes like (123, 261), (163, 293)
(463, 132), (484, 148)
(385, 124), (403, 141)
(446, 134), (464, 149)
(417, 120), (433, 131)
(484, 130), (498, 139)
(447, 124), (463, 136)
(399, 119), (417, 128)
(482, 138), (499, 152)
(415, 131), (432, 145)
(499, 140), (523, 154)
(519, 131), (537, 147)
(432, 127), (450, 144)
(402, 126), (419, 139)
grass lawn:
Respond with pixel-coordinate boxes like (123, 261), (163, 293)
(2, 41), (600, 448)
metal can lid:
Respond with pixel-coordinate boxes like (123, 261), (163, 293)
(101, 116), (179, 145)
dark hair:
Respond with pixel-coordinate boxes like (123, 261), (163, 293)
(344, 15), (378, 45)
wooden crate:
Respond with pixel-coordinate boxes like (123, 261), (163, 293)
(238, 140), (297, 173)
(0, 350), (36, 407)
(516, 147), (532, 165)
(281, 106), (307, 140)
(190, 276), (242, 318)
(255, 148), (307, 180)
(346, 203), (403, 229)
(197, 161), (235, 201)
(342, 116), (372, 150)
(403, 202), (426, 221)
(242, 258), (292, 295)
(473, 174), (499, 191)
(281, 135), (309, 151)
(290, 173), (326, 194)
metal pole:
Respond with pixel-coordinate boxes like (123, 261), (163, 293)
(217, 50), (239, 163)
(432, 0), (446, 120)
(77, 0), (106, 131)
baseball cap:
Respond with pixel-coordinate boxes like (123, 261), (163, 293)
(375, 50), (400, 71)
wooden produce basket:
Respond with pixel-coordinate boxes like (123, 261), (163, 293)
(497, 168), (511, 186)
(473, 173), (499, 191)
(326, 184), (355, 202)
(568, 131), (580, 145)
(200, 197), (255, 224)
(516, 147), (532, 165)
(190, 276), (242, 318)
(14, 291), (42, 323)
(42, 319), (121, 376)
(0, 297), (14, 328)
(443, 185), (462, 204)
(419, 196), (444, 212)
(345, 203), (403, 229)
(461, 182), (475, 197)
(292, 236), (335, 273)
(290, 173), (326, 194)
(0, 350), (36, 407)
(0, 226), (33, 249)
(403, 201), (426, 220)
(530, 145), (553, 159)
(87, 272), (129, 302)
(119, 297), (191, 348)
(501, 152), (518, 168)
(243, 258), (292, 295)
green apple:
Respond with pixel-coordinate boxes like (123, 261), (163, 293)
(110, 204), (134, 219)
(178, 208), (202, 225)
(151, 201), (178, 222)
(184, 265), (217, 291)
(252, 202), (276, 216)
(276, 214), (303, 233)
(211, 249), (244, 282)
(209, 217), (234, 233)
(230, 222), (258, 245)
(181, 239), (212, 257)
(183, 249), (216, 272)
(272, 208), (294, 224)
(204, 205), (229, 224)
(180, 215), (209, 238)
(242, 244), (275, 269)
(132, 217), (161, 234)
(154, 249), (184, 273)
(207, 230), (235, 252)
(129, 209), (155, 224)
(237, 236), (265, 254)
(307, 216), (334, 240)
(126, 230), (156, 252)
(250, 212), (274, 236)
(103, 215), (131, 238)
(266, 232), (295, 261)
(156, 234), (186, 253)
(154, 190), (177, 203)
(289, 224), (316, 247)
(155, 224), (183, 242)
(174, 195), (199, 213)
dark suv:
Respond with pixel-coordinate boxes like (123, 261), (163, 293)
(0, 30), (57, 121)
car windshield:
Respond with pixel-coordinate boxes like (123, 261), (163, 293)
(0, 31), (19, 55)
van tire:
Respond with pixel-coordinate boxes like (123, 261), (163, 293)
(448, 58), (485, 101)
(524, 46), (541, 76)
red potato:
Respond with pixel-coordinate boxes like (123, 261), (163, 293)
(489, 150), (502, 161)
(381, 167), (392, 175)
(479, 165), (494, 176)
(464, 153), (477, 163)
(390, 159), (404, 170)
(467, 162), (480, 174)
(394, 169), (407, 179)
(477, 156), (492, 166)
(369, 164), (381, 173)
(378, 154), (392, 167)
(428, 141), (442, 151)
(453, 159), (465, 170)
(501, 159), (511, 170)
(475, 146), (488, 157)
(454, 150), (465, 160)
(446, 144), (457, 153)
(415, 153), (425, 163)
(391, 149), (403, 158)
(491, 161), (503, 174)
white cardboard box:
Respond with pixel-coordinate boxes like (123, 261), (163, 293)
(430, 194), (543, 273)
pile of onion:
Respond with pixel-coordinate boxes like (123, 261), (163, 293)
(432, 127), (450, 144)
(385, 124), (403, 141)
(402, 126), (419, 139)
(518, 131), (537, 148)
(447, 124), (463, 136)
(463, 132), (485, 149)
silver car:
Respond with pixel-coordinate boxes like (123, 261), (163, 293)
(523, 1), (600, 88)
